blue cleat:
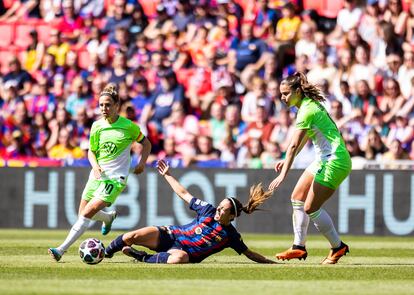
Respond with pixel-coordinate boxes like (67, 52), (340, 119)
(102, 211), (117, 235)
(48, 248), (62, 262)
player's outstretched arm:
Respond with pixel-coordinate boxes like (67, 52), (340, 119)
(243, 249), (277, 264)
(157, 160), (194, 204)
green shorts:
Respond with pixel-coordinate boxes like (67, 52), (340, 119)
(306, 157), (352, 190)
(81, 178), (126, 206)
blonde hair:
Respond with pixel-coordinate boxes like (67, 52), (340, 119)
(100, 83), (119, 103)
(281, 72), (325, 102)
(229, 183), (273, 217)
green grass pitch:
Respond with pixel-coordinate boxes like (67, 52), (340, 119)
(1, 229), (413, 295)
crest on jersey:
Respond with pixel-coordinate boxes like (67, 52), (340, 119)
(195, 227), (202, 235)
(103, 142), (117, 155)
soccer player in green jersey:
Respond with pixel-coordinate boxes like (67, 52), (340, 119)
(269, 72), (351, 264)
(48, 83), (152, 262)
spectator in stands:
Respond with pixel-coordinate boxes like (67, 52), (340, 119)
(108, 51), (129, 84)
(58, 0), (84, 43)
(361, 128), (387, 160)
(48, 126), (84, 160)
(328, 0), (362, 46)
(269, 108), (295, 152)
(103, 0), (132, 44)
(351, 80), (378, 125)
(398, 49), (414, 98)
(238, 138), (264, 169)
(0, 81), (24, 120)
(31, 112), (50, 157)
(229, 23), (268, 73)
(24, 29), (46, 73)
(386, 115), (414, 150)
(27, 74), (55, 118)
(130, 77), (151, 122)
(1, 129), (33, 158)
(382, 139), (410, 168)
(349, 44), (377, 91)
(243, 101), (274, 145)
(47, 29), (71, 67)
(295, 21), (317, 60)
(86, 27), (109, 64)
(173, 0), (194, 32)
(252, 0), (278, 39)
(0, 0), (41, 21)
(74, 0), (104, 18)
(206, 102), (226, 150)
(224, 104), (246, 147)
(65, 76), (92, 117)
(306, 50), (337, 88)
(359, 0), (381, 46)
(157, 137), (183, 167)
(383, 0), (408, 37)
(143, 4), (174, 40)
(184, 135), (220, 167)
(261, 140), (282, 169)
(73, 106), (92, 149)
(129, 3), (148, 37)
(272, 2), (301, 67)
(241, 76), (270, 123)
(3, 57), (32, 97)
(379, 78), (406, 123)
(140, 68), (185, 142)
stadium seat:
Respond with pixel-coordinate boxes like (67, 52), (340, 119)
(138, 0), (158, 19)
(303, 0), (344, 19)
(36, 22), (53, 46)
(15, 22), (35, 48)
(0, 49), (17, 74)
(0, 22), (14, 48)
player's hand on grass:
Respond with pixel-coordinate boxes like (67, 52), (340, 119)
(157, 160), (170, 176)
(268, 174), (285, 191)
(133, 162), (145, 174)
(274, 160), (285, 172)
(93, 166), (103, 179)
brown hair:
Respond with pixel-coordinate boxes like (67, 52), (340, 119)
(228, 183), (273, 217)
(100, 83), (119, 104)
(281, 72), (325, 102)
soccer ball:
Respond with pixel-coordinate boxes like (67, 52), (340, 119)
(79, 238), (105, 265)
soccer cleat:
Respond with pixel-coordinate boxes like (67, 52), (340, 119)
(48, 248), (62, 262)
(321, 242), (349, 265)
(275, 247), (308, 261)
(122, 246), (147, 262)
(104, 248), (114, 259)
(102, 211), (117, 235)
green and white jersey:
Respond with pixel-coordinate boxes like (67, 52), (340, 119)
(296, 97), (349, 161)
(89, 116), (145, 181)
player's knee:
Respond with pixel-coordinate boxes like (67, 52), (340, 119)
(167, 252), (189, 264)
(123, 231), (140, 245)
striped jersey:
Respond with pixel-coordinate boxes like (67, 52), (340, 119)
(168, 198), (248, 263)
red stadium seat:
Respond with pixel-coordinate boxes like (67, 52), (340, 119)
(0, 22), (14, 48)
(15, 22), (34, 48)
(0, 49), (17, 74)
(138, 0), (158, 18)
(303, 0), (344, 19)
(36, 22), (53, 46)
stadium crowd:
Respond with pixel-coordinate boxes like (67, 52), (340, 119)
(1, 0), (414, 169)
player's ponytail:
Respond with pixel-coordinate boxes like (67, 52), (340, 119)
(100, 83), (120, 104)
(282, 71), (325, 102)
(228, 183), (273, 217)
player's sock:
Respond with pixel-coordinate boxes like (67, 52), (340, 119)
(92, 210), (112, 223)
(292, 244), (306, 251)
(292, 199), (309, 247)
(309, 208), (341, 249)
(143, 252), (170, 264)
(57, 215), (91, 253)
(105, 234), (126, 257)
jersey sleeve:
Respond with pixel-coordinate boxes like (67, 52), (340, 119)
(189, 198), (217, 217)
(129, 121), (145, 143)
(89, 122), (99, 152)
(295, 105), (313, 130)
(228, 228), (248, 255)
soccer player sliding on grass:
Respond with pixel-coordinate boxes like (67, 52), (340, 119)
(105, 159), (276, 264)
(268, 72), (351, 264)
(48, 83), (151, 262)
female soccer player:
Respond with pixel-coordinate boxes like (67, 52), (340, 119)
(104, 159), (276, 264)
(48, 83), (152, 262)
(268, 72), (351, 264)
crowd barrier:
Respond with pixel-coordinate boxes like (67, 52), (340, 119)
(0, 167), (413, 236)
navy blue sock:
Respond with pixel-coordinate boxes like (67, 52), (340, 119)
(105, 234), (126, 256)
(144, 252), (170, 264)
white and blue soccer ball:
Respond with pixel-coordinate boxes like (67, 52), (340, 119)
(79, 238), (105, 265)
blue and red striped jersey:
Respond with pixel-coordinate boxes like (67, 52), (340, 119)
(168, 198), (248, 263)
